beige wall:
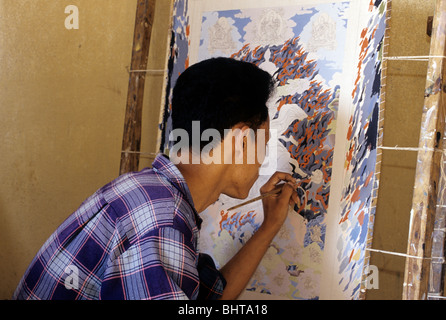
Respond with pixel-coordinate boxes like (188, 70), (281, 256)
(0, 0), (437, 300)
(0, 0), (171, 299)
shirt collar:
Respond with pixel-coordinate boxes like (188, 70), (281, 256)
(151, 154), (202, 229)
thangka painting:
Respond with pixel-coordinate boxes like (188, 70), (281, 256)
(159, 0), (387, 300)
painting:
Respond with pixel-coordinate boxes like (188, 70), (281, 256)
(160, 0), (387, 300)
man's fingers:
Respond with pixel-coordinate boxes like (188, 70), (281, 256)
(289, 190), (300, 207)
(260, 172), (296, 193)
(278, 182), (296, 204)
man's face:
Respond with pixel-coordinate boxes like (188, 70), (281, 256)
(224, 118), (270, 199)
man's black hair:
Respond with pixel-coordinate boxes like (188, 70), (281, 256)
(171, 57), (275, 151)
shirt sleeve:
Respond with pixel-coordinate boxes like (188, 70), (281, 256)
(100, 226), (200, 300)
(197, 253), (227, 300)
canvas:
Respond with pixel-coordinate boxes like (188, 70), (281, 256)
(160, 0), (387, 300)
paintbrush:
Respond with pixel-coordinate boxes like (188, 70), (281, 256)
(227, 183), (286, 211)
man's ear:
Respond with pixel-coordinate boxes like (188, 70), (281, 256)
(228, 123), (248, 164)
(241, 125), (250, 148)
(233, 127), (245, 164)
(225, 122), (256, 164)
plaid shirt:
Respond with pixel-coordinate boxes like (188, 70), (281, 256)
(13, 154), (225, 300)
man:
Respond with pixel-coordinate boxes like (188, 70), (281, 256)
(13, 57), (299, 300)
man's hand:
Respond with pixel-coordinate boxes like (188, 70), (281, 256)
(219, 171), (299, 300)
(260, 172), (299, 233)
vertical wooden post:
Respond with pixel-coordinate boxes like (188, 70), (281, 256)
(403, 0), (446, 300)
(428, 131), (446, 299)
(120, 0), (156, 175)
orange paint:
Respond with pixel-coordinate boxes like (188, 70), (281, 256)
(347, 117), (353, 139)
(371, 25), (378, 39)
(339, 210), (350, 224)
(351, 188), (361, 202)
(364, 171), (374, 187)
(352, 28), (370, 98)
(363, 122), (369, 131)
(357, 210), (365, 226)
(219, 210), (228, 230)
(315, 187), (328, 210)
(345, 145), (354, 170)
(349, 250), (355, 263)
(360, 37), (370, 58)
(361, 27), (368, 38)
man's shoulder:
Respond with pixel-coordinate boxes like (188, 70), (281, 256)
(99, 167), (195, 237)
(102, 168), (176, 204)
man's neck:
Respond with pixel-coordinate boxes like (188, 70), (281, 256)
(175, 162), (226, 213)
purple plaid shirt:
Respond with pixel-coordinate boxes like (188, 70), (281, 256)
(13, 154), (225, 300)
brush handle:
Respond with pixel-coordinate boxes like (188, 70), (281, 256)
(226, 183), (286, 211)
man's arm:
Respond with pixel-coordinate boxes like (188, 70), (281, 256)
(218, 172), (298, 300)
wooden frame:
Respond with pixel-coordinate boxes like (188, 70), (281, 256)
(403, 0), (446, 300)
(119, 0), (156, 175)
